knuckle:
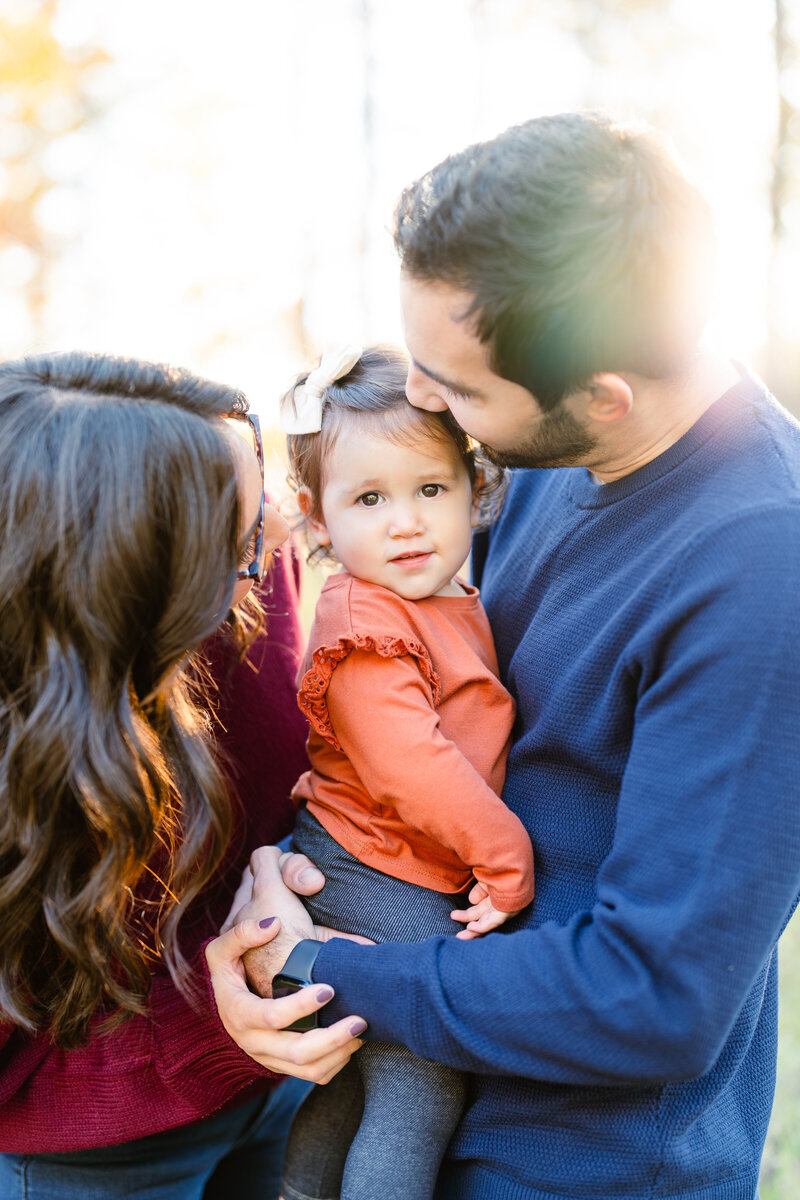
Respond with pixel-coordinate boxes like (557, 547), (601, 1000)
(250, 845), (279, 872)
(233, 919), (251, 942)
(284, 1041), (309, 1066)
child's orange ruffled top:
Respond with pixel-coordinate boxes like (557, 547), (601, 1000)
(291, 573), (535, 912)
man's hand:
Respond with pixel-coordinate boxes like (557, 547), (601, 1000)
(220, 849), (327, 935)
(205, 915), (366, 1083)
(449, 881), (522, 940)
(278, 849), (327, 897)
(225, 846), (370, 999)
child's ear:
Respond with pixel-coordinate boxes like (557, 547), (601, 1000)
(297, 487), (332, 546)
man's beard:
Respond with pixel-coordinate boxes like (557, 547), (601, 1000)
(480, 403), (598, 470)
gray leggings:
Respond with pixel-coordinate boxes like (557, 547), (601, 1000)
(281, 806), (470, 1200)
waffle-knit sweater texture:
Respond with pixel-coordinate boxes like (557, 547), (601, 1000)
(0, 546), (310, 1152)
(312, 374), (800, 1199)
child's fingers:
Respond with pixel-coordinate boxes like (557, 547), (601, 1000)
(453, 905), (514, 939)
(450, 899), (490, 924)
(468, 881), (489, 904)
(449, 883), (490, 926)
(452, 917), (492, 937)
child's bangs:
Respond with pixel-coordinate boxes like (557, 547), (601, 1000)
(325, 402), (463, 460)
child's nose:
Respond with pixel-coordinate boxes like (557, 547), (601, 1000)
(388, 502), (423, 537)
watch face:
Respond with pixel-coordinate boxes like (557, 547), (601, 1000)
(272, 975), (302, 998)
(271, 940), (324, 1032)
(272, 977), (317, 1032)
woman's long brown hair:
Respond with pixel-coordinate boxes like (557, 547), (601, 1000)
(0, 352), (253, 1047)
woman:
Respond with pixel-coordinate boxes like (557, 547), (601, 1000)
(0, 352), (364, 1199)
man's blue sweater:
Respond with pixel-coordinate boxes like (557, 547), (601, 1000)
(313, 373), (800, 1199)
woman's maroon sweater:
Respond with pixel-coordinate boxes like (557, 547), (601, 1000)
(0, 547), (309, 1152)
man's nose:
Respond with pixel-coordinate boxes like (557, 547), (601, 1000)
(405, 363), (449, 412)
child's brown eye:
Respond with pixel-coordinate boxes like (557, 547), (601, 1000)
(420, 484), (443, 498)
(358, 492), (381, 507)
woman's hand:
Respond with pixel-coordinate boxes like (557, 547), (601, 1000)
(205, 915), (366, 1083)
(221, 845), (372, 1000)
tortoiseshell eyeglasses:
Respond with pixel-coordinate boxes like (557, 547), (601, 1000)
(224, 409), (268, 583)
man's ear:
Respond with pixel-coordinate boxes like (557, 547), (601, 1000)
(297, 487), (331, 546)
(585, 373), (633, 423)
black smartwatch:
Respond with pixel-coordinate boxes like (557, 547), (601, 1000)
(272, 939), (326, 1031)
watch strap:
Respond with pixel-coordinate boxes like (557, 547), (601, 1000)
(272, 939), (326, 1032)
(278, 938), (325, 984)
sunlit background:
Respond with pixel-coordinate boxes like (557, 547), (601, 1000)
(1, 0), (799, 1192)
(2, 0), (800, 438)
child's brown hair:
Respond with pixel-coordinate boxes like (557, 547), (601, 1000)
(283, 344), (506, 563)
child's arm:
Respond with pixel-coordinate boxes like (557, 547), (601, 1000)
(323, 648), (534, 916)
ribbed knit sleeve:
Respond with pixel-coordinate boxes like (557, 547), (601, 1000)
(0, 936), (274, 1153)
(312, 504), (800, 1086)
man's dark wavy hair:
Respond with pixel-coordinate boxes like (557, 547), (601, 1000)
(394, 112), (716, 411)
(0, 351), (258, 1046)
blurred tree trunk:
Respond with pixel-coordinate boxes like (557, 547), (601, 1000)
(0, 0), (107, 351)
(762, 0), (800, 411)
(358, 0), (375, 330)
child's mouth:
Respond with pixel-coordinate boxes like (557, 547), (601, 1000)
(391, 551), (432, 567)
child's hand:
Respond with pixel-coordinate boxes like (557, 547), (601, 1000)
(450, 882), (521, 940)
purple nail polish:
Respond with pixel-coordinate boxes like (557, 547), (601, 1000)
(258, 917), (276, 928)
(349, 1018), (367, 1036)
(316, 986), (334, 1002)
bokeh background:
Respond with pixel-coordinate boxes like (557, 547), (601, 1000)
(1, 1), (799, 1193)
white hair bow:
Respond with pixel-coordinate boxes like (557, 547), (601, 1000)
(281, 343), (362, 434)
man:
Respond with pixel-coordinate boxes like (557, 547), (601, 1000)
(229, 113), (800, 1199)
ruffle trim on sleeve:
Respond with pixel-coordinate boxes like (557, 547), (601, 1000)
(298, 634), (441, 751)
